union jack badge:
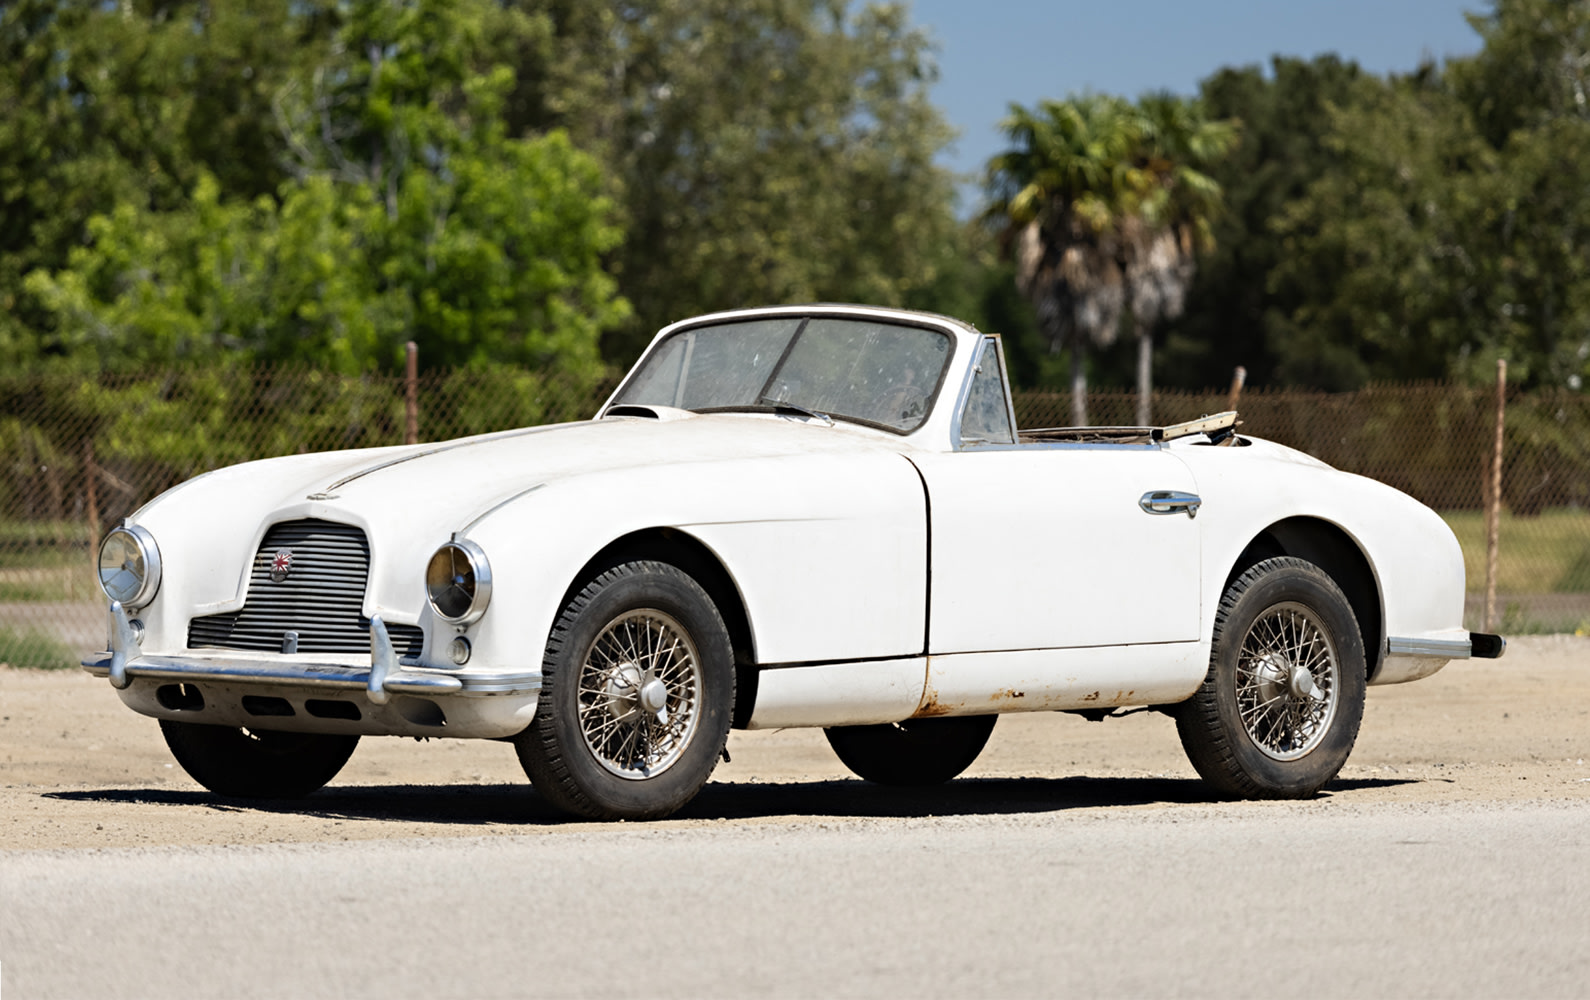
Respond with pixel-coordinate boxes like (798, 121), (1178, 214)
(270, 548), (293, 583)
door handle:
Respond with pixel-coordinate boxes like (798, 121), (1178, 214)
(1140, 490), (1202, 518)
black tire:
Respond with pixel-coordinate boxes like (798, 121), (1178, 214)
(159, 720), (359, 798)
(516, 560), (734, 820)
(824, 715), (997, 785)
(1175, 556), (1366, 799)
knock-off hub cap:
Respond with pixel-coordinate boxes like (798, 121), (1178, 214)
(639, 677), (669, 716)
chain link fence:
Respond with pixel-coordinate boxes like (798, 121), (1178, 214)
(4, 368), (1587, 667)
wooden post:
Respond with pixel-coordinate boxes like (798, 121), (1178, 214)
(404, 341), (419, 446)
(1484, 358), (1506, 632)
(1226, 365), (1247, 413)
(1135, 326), (1152, 427)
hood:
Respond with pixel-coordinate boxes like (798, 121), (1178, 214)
(133, 411), (908, 623)
(313, 410), (903, 526)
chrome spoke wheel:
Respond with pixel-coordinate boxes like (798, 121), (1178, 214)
(576, 609), (703, 780)
(1235, 601), (1339, 760)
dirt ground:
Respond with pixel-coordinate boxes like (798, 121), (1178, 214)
(2, 635), (1586, 849)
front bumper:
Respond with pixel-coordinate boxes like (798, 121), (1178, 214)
(84, 602), (541, 739)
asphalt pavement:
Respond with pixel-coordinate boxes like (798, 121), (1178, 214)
(4, 798), (1587, 998)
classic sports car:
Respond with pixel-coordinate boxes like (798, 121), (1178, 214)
(86, 304), (1504, 819)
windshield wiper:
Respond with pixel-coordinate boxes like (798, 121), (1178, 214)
(756, 396), (833, 426)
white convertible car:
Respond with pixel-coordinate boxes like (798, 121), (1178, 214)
(86, 304), (1504, 819)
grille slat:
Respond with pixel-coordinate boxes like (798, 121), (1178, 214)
(188, 519), (423, 657)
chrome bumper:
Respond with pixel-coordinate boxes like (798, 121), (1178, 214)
(83, 601), (539, 700)
(1385, 632), (1507, 660)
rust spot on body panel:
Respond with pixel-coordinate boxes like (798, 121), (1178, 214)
(914, 679), (951, 717)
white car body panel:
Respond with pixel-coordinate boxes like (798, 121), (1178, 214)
(88, 303), (1485, 746)
(919, 643), (1210, 717)
(913, 446), (1202, 651)
(746, 658), (928, 729)
(1168, 436), (1469, 683)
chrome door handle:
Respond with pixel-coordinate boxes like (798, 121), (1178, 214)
(1140, 490), (1202, 518)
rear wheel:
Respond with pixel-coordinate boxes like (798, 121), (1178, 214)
(824, 715), (997, 785)
(1175, 556), (1366, 798)
(160, 720), (359, 798)
(516, 560), (734, 820)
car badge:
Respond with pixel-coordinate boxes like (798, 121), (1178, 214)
(270, 548), (294, 583)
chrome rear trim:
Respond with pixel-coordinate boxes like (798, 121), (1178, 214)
(1385, 636), (1472, 659)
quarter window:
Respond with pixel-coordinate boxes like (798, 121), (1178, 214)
(959, 338), (1015, 445)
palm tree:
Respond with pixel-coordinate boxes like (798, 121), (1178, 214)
(1125, 94), (1238, 425)
(986, 95), (1149, 426)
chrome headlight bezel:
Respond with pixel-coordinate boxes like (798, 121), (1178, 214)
(97, 524), (162, 609)
(425, 538), (492, 626)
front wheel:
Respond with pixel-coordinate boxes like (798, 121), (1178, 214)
(824, 715), (997, 785)
(516, 560), (735, 820)
(1175, 556), (1366, 799)
(160, 721), (359, 798)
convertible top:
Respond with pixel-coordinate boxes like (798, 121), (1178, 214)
(1019, 411), (1242, 446)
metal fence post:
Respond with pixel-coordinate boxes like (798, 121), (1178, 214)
(404, 341), (419, 446)
(1485, 359), (1506, 632)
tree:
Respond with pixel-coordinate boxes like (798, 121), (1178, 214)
(986, 94), (1145, 425)
(25, 0), (628, 376)
(1160, 56), (1367, 391)
(510, 0), (961, 362)
(0, 0), (336, 368)
(1123, 93), (1236, 423)
(985, 93), (1233, 424)
(1269, 0), (1590, 392)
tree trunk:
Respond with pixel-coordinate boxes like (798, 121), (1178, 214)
(1070, 328), (1088, 426)
(1135, 322), (1152, 427)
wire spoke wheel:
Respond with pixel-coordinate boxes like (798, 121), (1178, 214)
(518, 560), (734, 820)
(1175, 556), (1366, 799)
(1235, 601), (1339, 760)
(576, 609), (703, 779)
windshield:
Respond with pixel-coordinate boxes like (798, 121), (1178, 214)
(612, 316), (953, 432)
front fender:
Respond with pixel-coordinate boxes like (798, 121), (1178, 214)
(455, 451), (929, 674)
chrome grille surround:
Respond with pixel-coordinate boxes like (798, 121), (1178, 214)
(189, 519), (423, 657)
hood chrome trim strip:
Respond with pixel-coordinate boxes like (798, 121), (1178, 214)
(323, 423), (567, 492)
(456, 484), (546, 538)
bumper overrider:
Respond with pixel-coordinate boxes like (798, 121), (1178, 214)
(83, 602), (542, 739)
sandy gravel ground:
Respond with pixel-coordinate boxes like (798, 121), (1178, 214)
(2, 637), (1588, 1000)
(2, 636), (1586, 847)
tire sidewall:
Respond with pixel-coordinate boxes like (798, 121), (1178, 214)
(824, 715), (998, 786)
(535, 563), (734, 817)
(160, 720), (359, 798)
(1209, 561), (1367, 796)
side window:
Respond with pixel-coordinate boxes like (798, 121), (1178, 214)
(959, 338), (1015, 445)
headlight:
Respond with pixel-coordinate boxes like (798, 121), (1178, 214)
(425, 538), (492, 625)
(97, 524), (162, 608)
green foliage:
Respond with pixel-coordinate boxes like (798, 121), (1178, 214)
(12, 0), (626, 379)
(1164, 56), (1366, 389)
(534, 0), (961, 361)
(0, 0), (336, 364)
(1267, 72), (1500, 387)
(0, 626), (78, 670)
(1171, 3), (1590, 394)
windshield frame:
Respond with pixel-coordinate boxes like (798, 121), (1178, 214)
(605, 308), (962, 436)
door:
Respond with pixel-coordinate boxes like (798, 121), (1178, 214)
(913, 444), (1203, 653)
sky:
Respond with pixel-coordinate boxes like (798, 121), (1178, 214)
(904, 0), (1489, 210)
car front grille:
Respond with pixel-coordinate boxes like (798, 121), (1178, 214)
(188, 518), (423, 657)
